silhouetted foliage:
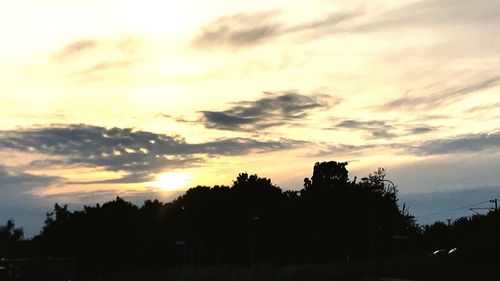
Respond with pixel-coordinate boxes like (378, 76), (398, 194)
(4, 161), (500, 280)
(0, 219), (29, 260)
(0, 219), (24, 243)
(421, 211), (500, 265)
(27, 161), (423, 273)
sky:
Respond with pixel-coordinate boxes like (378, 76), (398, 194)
(1, 0), (500, 236)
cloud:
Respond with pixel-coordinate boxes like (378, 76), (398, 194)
(192, 11), (280, 48)
(311, 144), (377, 157)
(51, 37), (142, 82)
(404, 132), (500, 156)
(192, 10), (359, 48)
(352, 0), (500, 33)
(0, 165), (62, 209)
(466, 102), (500, 114)
(332, 119), (396, 139)
(193, 0), (500, 49)
(0, 124), (303, 183)
(201, 92), (336, 131)
(381, 75), (500, 110)
(53, 39), (98, 61)
(327, 119), (436, 139)
(312, 130), (500, 158)
(0, 164), (175, 237)
(0, 166), (61, 193)
(407, 126), (435, 135)
(77, 60), (137, 75)
(284, 11), (360, 33)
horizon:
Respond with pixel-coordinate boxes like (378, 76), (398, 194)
(1, 0), (500, 237)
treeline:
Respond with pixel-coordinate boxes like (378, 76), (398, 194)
(1, 161), (499, 270)
(422, 211), (500, 263)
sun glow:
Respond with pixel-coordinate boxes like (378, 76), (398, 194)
(149, 172), (192, 191)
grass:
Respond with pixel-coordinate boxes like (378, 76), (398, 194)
(82, 256), (500, 281)
(85, 262), (365, 281)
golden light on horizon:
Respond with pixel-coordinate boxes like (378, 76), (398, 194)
(149, 172), (192, 191)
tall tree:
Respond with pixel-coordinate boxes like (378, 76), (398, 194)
(0, 219), (23, 243)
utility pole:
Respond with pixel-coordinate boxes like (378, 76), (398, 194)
(470, 199), (498, 214)
(490, 199), (498, 211)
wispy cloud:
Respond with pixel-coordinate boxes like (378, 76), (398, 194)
(404, 132), (500, 156)
(192, 10), (360, 48)
(311, 143), (378, 157)
(313, 130), (500, 157)
(0, 165), (62, 204)
(51, 37), (142, 82)
(465, 102), (500, 114)
(381, 75), (500, 110)
(53, 39), (98, 61)
(407, 126), (435, 135)
(192, 11), (279, 48)
(331, 119), (396, 139)
(201, 92), (337, 131)
(72, 60), (138, 81)
(327, 119), (436, 140)
(351, 0), (500, 33)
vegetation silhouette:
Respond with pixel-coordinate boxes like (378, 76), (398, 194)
(1, 160), (500, 280)
(29, 161), (418, 269)
(0, 220), (24, 243)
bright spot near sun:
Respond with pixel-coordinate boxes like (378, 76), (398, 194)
(149, 173), (191, 191)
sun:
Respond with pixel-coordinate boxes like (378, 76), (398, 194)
(149, 172), (191, 191)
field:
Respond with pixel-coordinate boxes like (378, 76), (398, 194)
(83, 256), (500, 281)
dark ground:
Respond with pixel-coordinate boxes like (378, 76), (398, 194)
(80, 256), (500, 281)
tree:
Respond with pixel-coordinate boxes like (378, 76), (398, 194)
(32, 161), (420, 267)
(303, 161), (350, 191)
(0, 219), (23, 243)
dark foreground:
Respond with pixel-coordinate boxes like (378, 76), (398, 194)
(80, 256), (499, 281)
(2, 255), (500, 281)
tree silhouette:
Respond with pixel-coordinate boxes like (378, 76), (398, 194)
(30, 161), (421, 271)
(303, 161), (350, 192)
(0, 219), (23, 243)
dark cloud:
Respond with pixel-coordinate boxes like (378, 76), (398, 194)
(408, 126), (435, 135)
(0, 124), (302, 183)
(0, 165), (61, 237)
(201, 92), (336, 131)
(404, 132), (500, 156)
(0, 166), (174, 237)
(333, 119), (396, 139)
(193, 10), (359, 48)
(0, 165), (62, 222)
(327, 119), (438, 140)
(381, 75), (500, 110)
(0, 166), (61, 194)
(53, 39), (98, 61)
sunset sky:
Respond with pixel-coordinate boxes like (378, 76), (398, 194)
(1, 0), (500, 236)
